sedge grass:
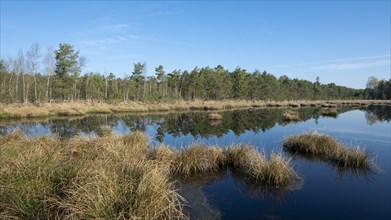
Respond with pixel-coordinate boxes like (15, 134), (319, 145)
(226, 145), (299, 188)
(0, 131), (186, 219)
(171, 145), (227, 177)
(283, 132), (342, 156)
(283, 132), (378, 172)
(1, 129), (306, 219)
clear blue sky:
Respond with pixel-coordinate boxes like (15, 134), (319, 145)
(1, 1), (390, 89)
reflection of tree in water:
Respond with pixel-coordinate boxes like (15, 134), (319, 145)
(365, 105), (391, 124)
(161, 109), (287, 139)
(2, 105), (389, 139)
(0, 108), (330, 139)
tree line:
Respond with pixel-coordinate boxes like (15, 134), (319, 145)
(0, 43), (388, 104)
(364, 76), (391, 100)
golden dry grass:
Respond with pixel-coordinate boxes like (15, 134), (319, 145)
(283, 132), (378, 171)
(1, 100), (390, 119)
(173, 145), (227, 176)
(1, 130), (302, 219)
(0, 130), (186, 219)
(152, 145), (227, 177)
(283, 132), (342, 156)
(226, 145), (299, 188)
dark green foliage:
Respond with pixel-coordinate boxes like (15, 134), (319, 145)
(365, 76), (391, 100)
(54, 43), (79, 78)
(53, 44), (81, 101)
(132, 62), (145, 83)
(232, 67), (248, 99)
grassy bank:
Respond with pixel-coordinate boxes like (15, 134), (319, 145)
(283, 132), (378, 171)
(1, 99), (390, 119)
(1, 130), (298, 219)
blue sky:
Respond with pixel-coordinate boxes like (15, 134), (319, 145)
(1, 1), (390, 89)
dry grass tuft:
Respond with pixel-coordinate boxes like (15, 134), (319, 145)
(173, 145), (227, 176)
(332, 147), (374, 169)
(283, 132), (378, 171)
(0, 131), (186, 219)
(226, 145), (299, 188)
(266, 153), (298, 188)
(99, 125), (113, 136)
(283, 132), (342, 156)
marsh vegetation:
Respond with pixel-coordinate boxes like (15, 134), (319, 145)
(1, 99), (390, 119)
(0, 130), (299, 219)
(283, 132), (378, 172)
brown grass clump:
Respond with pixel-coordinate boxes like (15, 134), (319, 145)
(266, 153), (298, 188)
(99, 125), (112, 136)
(173, 145), (227, 176)
(59, 159), (185, 219)
(0, 131), (186, 219)
(226, 145), (299, 188)
(0, 133), (65, 219)
(283, 132), (378, 171)
(332, 147), (374, 169)
(151, 145), (176, 173)
(208, 113), (223, 120)
(283, 132), (342, 156)
(154, 145), (176, 163)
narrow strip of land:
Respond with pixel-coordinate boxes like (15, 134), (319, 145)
(1, 99), (390, 119)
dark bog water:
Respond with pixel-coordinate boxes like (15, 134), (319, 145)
(1, 105), (390, 219)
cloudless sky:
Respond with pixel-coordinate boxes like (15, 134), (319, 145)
(1, 1), (390, 89)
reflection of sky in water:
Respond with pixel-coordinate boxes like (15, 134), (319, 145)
(8, 123), (55, 137)
(113, 120), (131, 136)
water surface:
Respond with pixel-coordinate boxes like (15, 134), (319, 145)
(1, 106), (390, 219)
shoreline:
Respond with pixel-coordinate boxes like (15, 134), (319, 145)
(1, 99), (390, 119)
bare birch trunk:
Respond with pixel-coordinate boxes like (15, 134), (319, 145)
(34, 74), (37, 103)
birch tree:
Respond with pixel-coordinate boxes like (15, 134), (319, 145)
(44, 47), (55, 102)
(26, 42), (41, 103)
